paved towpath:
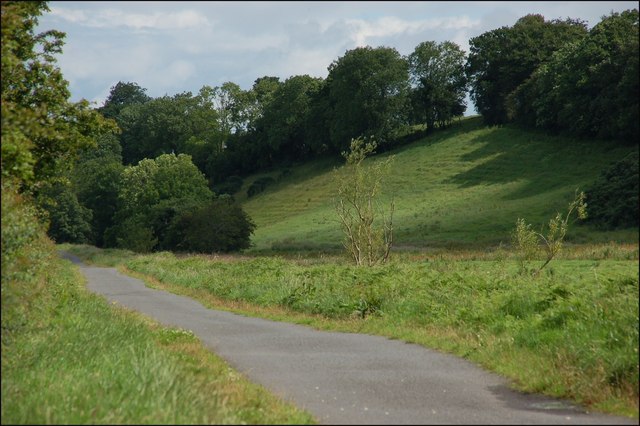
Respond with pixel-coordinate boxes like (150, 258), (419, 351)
(61, 252), (636, 425)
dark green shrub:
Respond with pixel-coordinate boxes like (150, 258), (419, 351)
(585, 151), (639, 229)
(247, 176), (275, 197)
(171, 198), (256, 253)
(36, 182), (93, 244)
(212, 175), (243, 196)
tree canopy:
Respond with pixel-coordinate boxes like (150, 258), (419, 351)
(326, 46), (410, 153)
(466, 14), (588, 125)
(1, 1), (116, 190)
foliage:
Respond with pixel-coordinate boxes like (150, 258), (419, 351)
(212, 175), (244, 196)
(35, 181), (93, 244)
(71, 134), (125, 246)
(169, 197), (256, 253)
(259, 74), (325, 162)
(98, 81), (151, 120)
(1, 1), (117, 189)
(513, 191), (587, 274)
(408, 41), (467, 130)
(511, 218), (539, 273)
(326, 46), (410, 153)
(106, 153), (213, 252)
(508, 9), (639, 141)
(334, 137), (394, 266)
(1, 182), (55, 344)
(247, 176), (276, 198)
(118, 92), (211, 165)
(466, 14), (588, 125)
(585, 151), (639, 229)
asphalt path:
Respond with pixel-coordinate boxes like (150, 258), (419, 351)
(61, 252), (637, 425)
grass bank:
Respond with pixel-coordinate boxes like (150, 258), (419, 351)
(237, 117), (638, 252)
(64, 243), (639, 419)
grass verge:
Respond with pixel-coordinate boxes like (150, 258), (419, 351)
(1, 254), (315, 424)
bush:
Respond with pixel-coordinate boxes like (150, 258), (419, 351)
(36, 182), (93, 244)
(1, 182), (55, 343)
(585, 151), (639, 229)
(247, 176), (276, 197)
(212, 175), (243, 196)
(171, 198), (256, 253)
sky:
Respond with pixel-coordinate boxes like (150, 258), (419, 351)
(37, 1), (638, 114)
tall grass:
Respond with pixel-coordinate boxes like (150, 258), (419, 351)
(1, 186), (315, 425)
(65, 244), (639, 419)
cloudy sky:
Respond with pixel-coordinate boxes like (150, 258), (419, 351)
(37, 1), (637, 113)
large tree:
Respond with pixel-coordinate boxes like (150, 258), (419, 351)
(408, 41), (467, 130)
(105, 153), (213, 251)
(259, 74), (324, 162)
(509, 9), (639, 141)
(326, 46), (410, 153)
(466, 14), (587, 125)
(118, 92), (217, 165)
(1, 1), (117, 190)
(98, 81), (151, 121)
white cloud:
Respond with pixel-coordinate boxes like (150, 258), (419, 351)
(342, 16), (480, 48)
(50, 6), (210, 30)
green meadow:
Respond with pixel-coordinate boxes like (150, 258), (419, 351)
(238, 117), (637, 252)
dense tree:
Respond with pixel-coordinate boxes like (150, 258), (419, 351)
(118, 92), (215, 165)
(408, 41), (467, 130)
(169, 197), (256, 253)
(98, 81), (151, 121)
(1, 1), (117, 190)
(104, 153), (213, 251)
(35, 181), (93, 244)
(71, 133), (124, 246)
(466, 14), (588, 125)
(585, 151), (639, 229)
(259, 75), (324, 162)
(326, 46), (410, 153)
(509, 9), (639, 141)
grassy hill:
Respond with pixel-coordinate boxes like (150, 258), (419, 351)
(237, 117), (638, 253)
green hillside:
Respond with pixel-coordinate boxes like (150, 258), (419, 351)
(238, 117), (638, 252)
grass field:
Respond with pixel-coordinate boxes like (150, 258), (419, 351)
(63, 243), (639, 419)
(237, 117), (638, 253)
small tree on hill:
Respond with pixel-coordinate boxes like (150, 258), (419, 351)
(334, 137), (394, 266)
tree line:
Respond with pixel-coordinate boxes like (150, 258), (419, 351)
(2, 1), (637, 255)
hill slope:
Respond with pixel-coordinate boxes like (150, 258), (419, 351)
(238, 117), (638, 252)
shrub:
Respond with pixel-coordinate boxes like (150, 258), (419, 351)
(212, 175), (243, 196)
(1, 182), (55, 343)
(585, 151), (639, 229)
(171, 198), (256, 253)
(247, 176), (275, 198)
(334, 137), (395, 266)
(512, 190), (587, 274)
(35, 182), (93, 244)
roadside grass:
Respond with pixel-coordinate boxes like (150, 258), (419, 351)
(1, 254), (316, 425)
(238, 117), (638, 252)
(64, 243), (639, 419)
